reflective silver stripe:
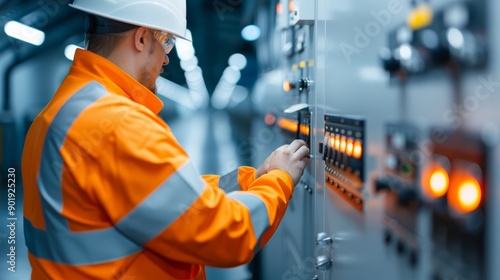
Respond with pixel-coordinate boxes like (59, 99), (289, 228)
(24, 218), (142, 265)
(38, 82), (107, 231)
(24, 161), (206, 265)
(218, 169), (241, 192)
(227, 192), (270, 253)
(115, 161), (206, 244)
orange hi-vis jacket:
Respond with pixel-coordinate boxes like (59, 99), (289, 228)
(22, 49), (294, 280)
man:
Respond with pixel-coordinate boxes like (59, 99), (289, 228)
(21, 0), (309, 279)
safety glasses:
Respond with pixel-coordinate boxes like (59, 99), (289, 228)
(151, 30), (176, 54)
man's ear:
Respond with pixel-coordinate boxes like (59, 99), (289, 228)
(133, 27), (149, 52)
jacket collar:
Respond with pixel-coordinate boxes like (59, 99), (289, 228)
(70, 49), (164, 114)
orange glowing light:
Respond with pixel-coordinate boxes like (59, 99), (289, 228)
(276, 2), (283, 14)
(300, 124), (307, 134)
(340, 136), (347, 153)
(449, 177), (482, 214)
(353, 140), (362, 159)
(329, 134), (335, 147)
(288, 0), (294, 12)
(283, 81), (291, 92)
(334, 135), (340, 151)
(277, 118), (298, 133)
(302, 125), (309, 135)
(428, 168), (449, 198)
(346, 138), (354, 156)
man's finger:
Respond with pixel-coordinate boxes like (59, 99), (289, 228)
(293, 145), (310, 160)
(287, 139), (307, 153)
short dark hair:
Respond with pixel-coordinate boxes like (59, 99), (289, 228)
(85, 33), (123, 57)
(84, 15), (138, 57)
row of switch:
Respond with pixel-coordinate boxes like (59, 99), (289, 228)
(323, 132), (363, 163)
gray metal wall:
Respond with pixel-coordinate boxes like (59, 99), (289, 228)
(253, 0), (499, 279)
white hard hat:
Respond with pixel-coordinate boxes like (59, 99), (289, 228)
(69, 0), (189, 41)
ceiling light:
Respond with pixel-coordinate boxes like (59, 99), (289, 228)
(64, 44), (83, 61)
(241, 25), (261, 41)
(4, 21), (45, 46)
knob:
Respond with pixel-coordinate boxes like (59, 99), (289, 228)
(298, 78), (310, 92)
(283, 79), (311, 93)
(315, 255), (333, 271)
(316, 232), (333, 247)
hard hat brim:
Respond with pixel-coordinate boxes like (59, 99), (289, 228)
(69, 3), (191, 42)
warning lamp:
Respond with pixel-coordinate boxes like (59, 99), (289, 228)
(340, 136), (347, 153)
(448, 174), (482, 214)
(300, 124), (307, 135)
(346, 138), (354, 156)
(329, 134), (335, 148)
(277, 118), (285, 129)
(427, 168), (449, 199)
(283, 80), (296, 92)
(334, 135), (341, 151)
(289, 0), (294, 12)
(276, 2), (283, 14)
(303, 125), (310, 135)
(278, 118), (298, 133)
(353, 140), (362, 159)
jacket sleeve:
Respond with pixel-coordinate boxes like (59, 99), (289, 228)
(95, 107), (294, 267)
(202, 166), (258, 193)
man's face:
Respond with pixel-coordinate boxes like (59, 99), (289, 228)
(139, 31), (170, 92)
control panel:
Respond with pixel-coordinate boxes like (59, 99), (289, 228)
(322, 114), (365, 211)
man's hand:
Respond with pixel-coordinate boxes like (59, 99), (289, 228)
(256, 140), (310, 186)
